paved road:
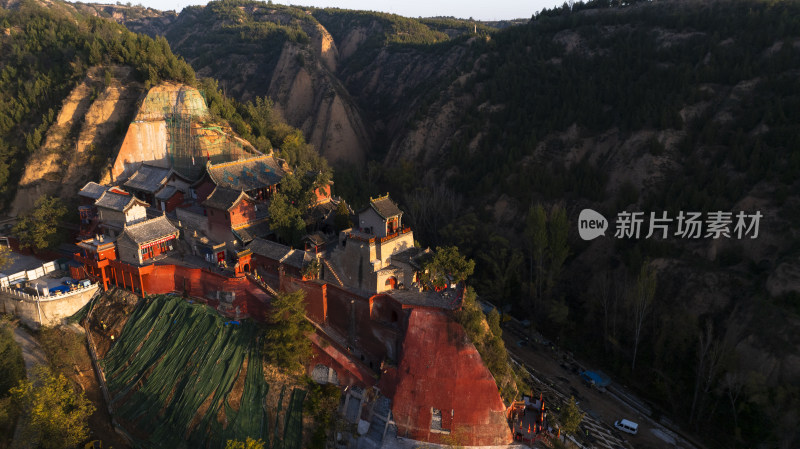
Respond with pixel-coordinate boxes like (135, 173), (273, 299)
(502, 320), (700, 449)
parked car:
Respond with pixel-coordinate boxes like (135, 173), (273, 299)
(614, 419), (639, 435)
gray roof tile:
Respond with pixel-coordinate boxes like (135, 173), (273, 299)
(207, 155), (285, 192)
(282, 249), (313, 269)
(120, 215), (179, 245)
(247, 238), (291, 261)
(78, 182), (108, 200)
(155, 185), (178, 200)
(233, 221), (271, 244)
(123, 164), (172, 193)
(368, 195), (402, 219)
(95, 189), (148, 211)
(202, 187), (250, 211)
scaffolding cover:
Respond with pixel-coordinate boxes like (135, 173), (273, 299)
(113, 84), (257, 182)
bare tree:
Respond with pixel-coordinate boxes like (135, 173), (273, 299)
(721, 369), (746, 428)
(690, 312), (744, 427)
(403, 181), (463, 244)
(611, 269), (628, 343)
(630, 263), (656, 372)
(524, 205), (548, 315)
(589, 272), (612, 350)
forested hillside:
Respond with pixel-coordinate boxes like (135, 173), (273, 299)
(0, 0), (321, 212)
(0, 0), (193, 208)
(414, 3), (800, 448)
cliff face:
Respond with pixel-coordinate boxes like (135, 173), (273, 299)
(10, 73), (254, 215)
(101, 4), (486, 167)
(132, 4), (372, 166)
(112, 81), (257, 182)
(264, 40), (368, 165)
(11, 66), (143, 215)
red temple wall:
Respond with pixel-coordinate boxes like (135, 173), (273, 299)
(308, 332), (376, 389)
(126, 264), (270, 321)
(391, 308), (512, 446)
(163, 191), (185, 212)
(281, 276), (327, 323)
(195, 178), (216, 203)
(229, 198), (256, 228)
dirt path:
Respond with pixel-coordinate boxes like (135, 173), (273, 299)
(11, 326), (48, 378)
(8, 325), (48, 448)
(4, 320), (129, 448)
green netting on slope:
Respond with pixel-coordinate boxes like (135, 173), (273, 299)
(272, 385), (286, 449)
(212, 344), (270, 447)
(282, 389), (307, 449)
(99, 295), (291, 449)
(67, 291), (98, 324)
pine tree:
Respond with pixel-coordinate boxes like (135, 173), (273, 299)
(264, 290), (313, 372)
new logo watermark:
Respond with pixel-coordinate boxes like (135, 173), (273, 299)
(578, 209), (608, 240)
(577, 209), (762, 241)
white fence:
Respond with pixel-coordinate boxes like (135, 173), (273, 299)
(0, 281), (98, 303)
(0, 259), (65, 288)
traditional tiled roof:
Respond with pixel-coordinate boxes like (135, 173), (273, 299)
(95, 189), (148, 212)
(78, 182), (108, 200)
(247, 238), (291, 261)
(364, 194), (402, 219)
(310, 200), (338, 222)
(206, 155), (285, 192)
(123, 164), (172, 193)
(304, 232), (326, 246)
(282, 249), (314, 269)
(246, 237), (313, 268)
(233, 221), (271, 244)
(120, 215), (179, 245)
(392, 247), (433, 270)
(155, 185), (178, 201)
(202, 187), (250, 211)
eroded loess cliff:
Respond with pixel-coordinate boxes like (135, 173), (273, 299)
(11, 66), (142, 215)
(141, 3), (371, 165)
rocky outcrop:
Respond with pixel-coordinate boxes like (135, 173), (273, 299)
(11, 66), (142, 215)
(111, 82), (254, 182)
(267, 41), (369, 165)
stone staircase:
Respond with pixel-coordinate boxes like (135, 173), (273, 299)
(323, 259), (345, 287)
(247, 273), (278, 296)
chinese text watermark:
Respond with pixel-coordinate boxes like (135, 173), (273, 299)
(578, 209), (762, 241)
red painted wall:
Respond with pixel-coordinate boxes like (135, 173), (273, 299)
(99, 262), (269, 321)
(281, 276), (327, 324)
(195, 178), (216, 203)
(229, 197), (256, 228)
(313, 184), (331, 205)
(308, 332), (376, 389)
(253, 254), (282, 278)
(287, 282), (402, 370)
(391, 308), (512, 446)
(163, 191), (185, 213)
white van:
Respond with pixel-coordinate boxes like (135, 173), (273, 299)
(614, 419), (639, 435)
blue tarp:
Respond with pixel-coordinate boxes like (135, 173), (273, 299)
(581, 370), (611, 387)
